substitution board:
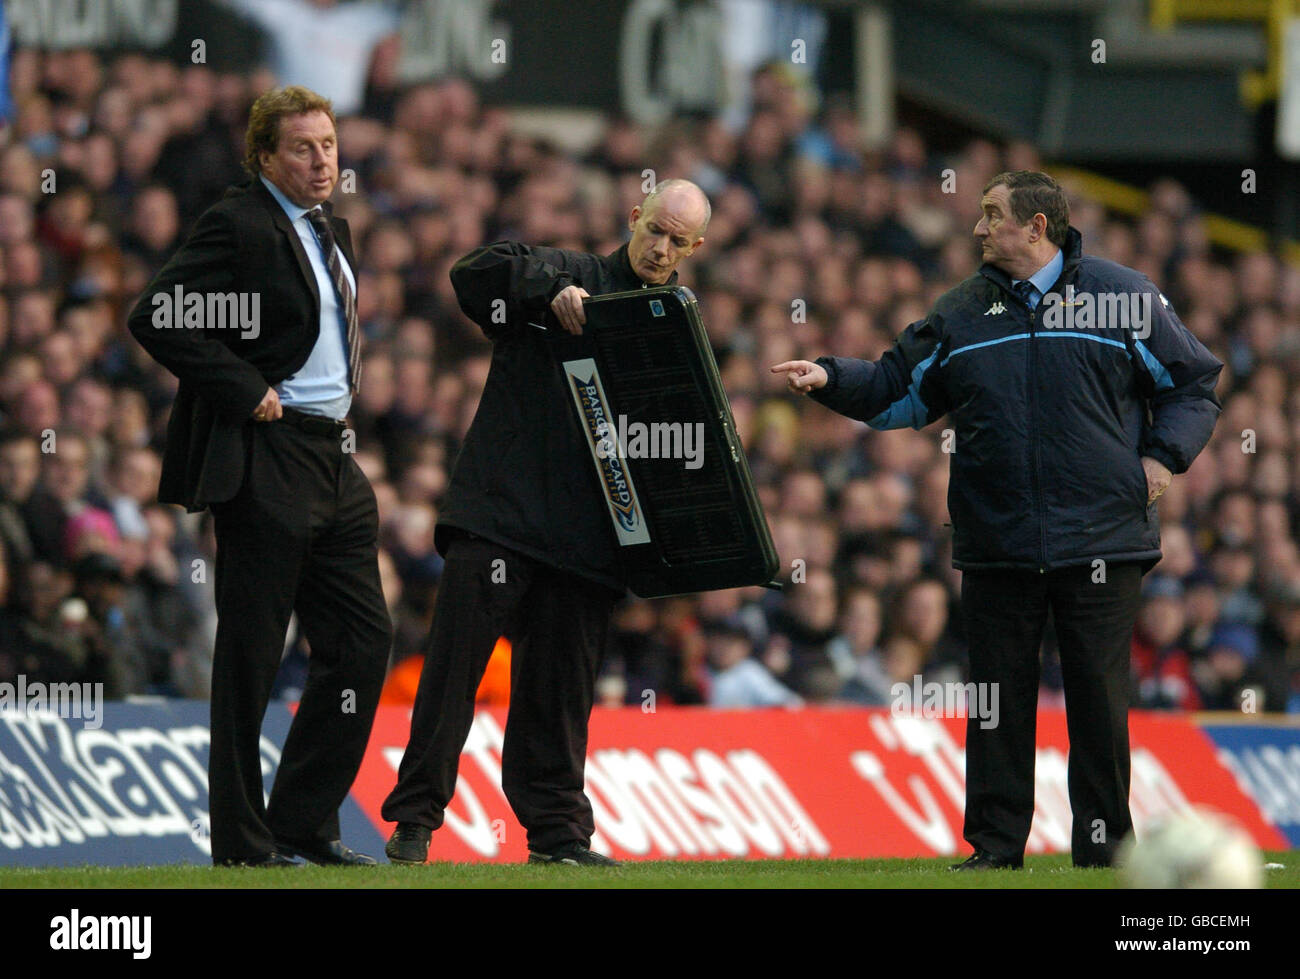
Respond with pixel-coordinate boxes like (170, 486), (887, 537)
(547, 285), (779, 598)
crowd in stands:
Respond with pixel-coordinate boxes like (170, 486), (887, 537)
(2, 42), (1298, 714)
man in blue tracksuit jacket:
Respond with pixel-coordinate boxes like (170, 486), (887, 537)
(773, 170), (1222, 868)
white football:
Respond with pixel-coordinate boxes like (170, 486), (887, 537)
(1117, 807), (1263, 889)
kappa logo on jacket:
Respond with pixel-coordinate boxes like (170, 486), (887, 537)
(984, 302), (1006, 316)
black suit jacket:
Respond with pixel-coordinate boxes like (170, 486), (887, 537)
(128, 177), (357, 512)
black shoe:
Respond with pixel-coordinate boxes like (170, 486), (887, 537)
(528, 843), (621, 867)
(385, 823), (433, 865)
(950, 850), (1024, 871)
(218, 849), (300, 868)
(275, 837), (377, 866)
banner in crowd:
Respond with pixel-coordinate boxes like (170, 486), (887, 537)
(2, 702), (1289, 866)
(4, 0), (839, 125)
(396, 0), (830, 124)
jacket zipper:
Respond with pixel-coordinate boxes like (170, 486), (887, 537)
(1025, 294), (1047, 573)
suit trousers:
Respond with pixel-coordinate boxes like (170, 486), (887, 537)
(381, 532), (616, 852)
(208, 419), (391, 864)
(960, 560), (1142, 867)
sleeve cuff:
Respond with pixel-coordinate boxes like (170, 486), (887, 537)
(813, 356), (838, 395)
(545, 271), (574, 303)
(1140, 445), (1179, 474)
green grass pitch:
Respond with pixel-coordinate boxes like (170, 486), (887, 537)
(1, 852), (1296, 888)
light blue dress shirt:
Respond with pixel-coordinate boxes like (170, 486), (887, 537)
(1011, 247), (1064, 312)
(260, 175), (354, 420)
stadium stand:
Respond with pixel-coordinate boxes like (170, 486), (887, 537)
(1, 36), (1297, 719)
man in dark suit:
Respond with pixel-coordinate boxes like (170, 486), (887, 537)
(128, 85), (391, 867)
(382, 180), (709, 866)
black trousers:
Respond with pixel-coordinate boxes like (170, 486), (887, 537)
(960, 561), (1142, 867)
(382, 533), (616, 852)
(208, 420), (391, 864)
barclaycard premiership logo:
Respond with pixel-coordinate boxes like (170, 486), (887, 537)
(562, 359), (651, 546)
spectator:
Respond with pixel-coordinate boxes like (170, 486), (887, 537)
(0, 428), (65, 570)
(1131, 577), (1200, 710)
(706, 622), (801, 708)
(829, 586), (892, 705)
(1259, 582), (1300, 712)
(215, 0), (400, 116)
(0, 47), (1295, 714)
(1195, 623), (1264, 711)
(766, 566), (840, 699)
(9, 560), (94, 686)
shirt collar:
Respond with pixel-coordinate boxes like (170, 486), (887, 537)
(612, 242), (679, 289)
(1016, 247), (1064, 295)
(260, 174), (316, 222)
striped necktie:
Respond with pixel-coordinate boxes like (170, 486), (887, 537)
(1012, 279), (1036, 309)
(307, 206), (361, 395)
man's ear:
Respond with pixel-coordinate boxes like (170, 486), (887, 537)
(628, 205), (641, 231)
(687, 236), (704, 257)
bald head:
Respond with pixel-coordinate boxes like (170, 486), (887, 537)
(643, 179), (710, 233)
(627, 179), (708, 285)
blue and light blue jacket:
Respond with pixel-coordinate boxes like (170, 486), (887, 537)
(811, 226), (1223, 572)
